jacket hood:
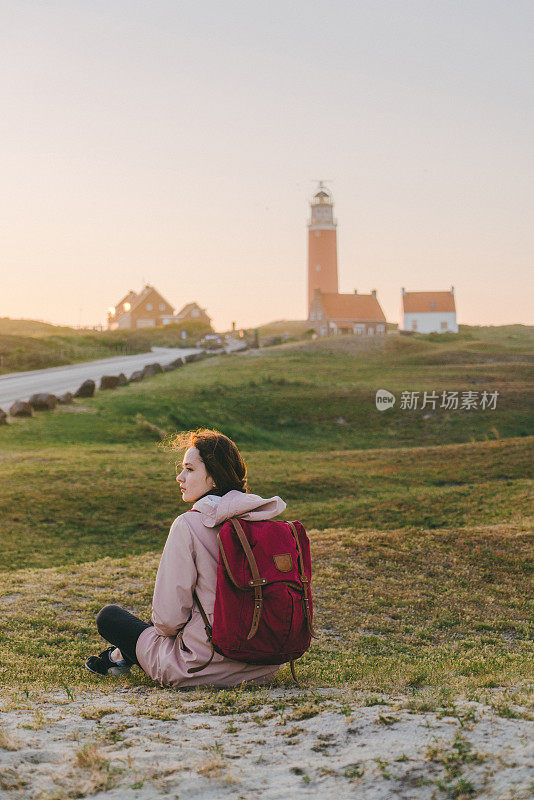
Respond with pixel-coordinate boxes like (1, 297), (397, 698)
(191, 490), (286, 528)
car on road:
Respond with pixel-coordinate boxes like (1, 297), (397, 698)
(198, 334), (224, 350)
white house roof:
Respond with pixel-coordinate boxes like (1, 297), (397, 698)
(402, 290), (456, 313)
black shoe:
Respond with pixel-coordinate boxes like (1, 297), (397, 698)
(85, 647), (132, 676)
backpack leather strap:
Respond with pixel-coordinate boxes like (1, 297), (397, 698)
(287, 521), (316, 637)
(187, 590), (215, 674)
(230, 517), (265, 640)
(217, 533), (246, 589)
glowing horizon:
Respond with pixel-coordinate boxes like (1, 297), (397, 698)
(2, 1), (533, 331)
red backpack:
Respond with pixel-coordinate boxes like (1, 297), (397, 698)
(190, 517), (314, 680)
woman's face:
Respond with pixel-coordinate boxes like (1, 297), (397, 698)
(176, 446), (215, 503)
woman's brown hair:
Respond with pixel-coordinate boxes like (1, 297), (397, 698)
(170, 428), (248, 494)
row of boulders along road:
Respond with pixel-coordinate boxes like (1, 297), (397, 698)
(0, 353), (207, 423)
(4, 392), (73, 419)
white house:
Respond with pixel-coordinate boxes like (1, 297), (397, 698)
(401, 287), (458, 334)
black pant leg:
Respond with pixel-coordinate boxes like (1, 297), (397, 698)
(96, 604), (153, 666)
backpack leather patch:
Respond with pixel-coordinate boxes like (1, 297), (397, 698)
(273, 553), (292, 572)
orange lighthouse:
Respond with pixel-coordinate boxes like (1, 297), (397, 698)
(307, 182), (339, 313)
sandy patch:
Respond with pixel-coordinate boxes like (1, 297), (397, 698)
(1, 687), (532, 799)
(54, 406), (97, 414)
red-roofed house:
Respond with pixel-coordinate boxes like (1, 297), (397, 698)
(308, 289), (387, 336)
(401, 287), (458, 333)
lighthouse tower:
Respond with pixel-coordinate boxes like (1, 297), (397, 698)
(307, 182), (339, 313)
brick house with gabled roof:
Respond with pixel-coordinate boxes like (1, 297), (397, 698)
(401, 287), (458, 333)
(108, 285), (175, 330)
(175, 302), (212, 326)
(115, 289), (137, 311)
(308, 289), (387, 336)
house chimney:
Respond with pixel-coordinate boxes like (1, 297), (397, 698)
(354, 289), (358, 294)
(371, 289), (376, 298)
(450, 285), (454, 294)
(402, 287), (406, 295)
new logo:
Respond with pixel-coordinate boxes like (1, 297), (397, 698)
(375, 389), (396, 410)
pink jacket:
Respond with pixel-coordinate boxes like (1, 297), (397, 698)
(135, 490), (287, 688)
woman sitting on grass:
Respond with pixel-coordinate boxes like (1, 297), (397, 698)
(85, 428), (285, 688)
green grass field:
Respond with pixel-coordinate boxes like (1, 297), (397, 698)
(0, 327), (532, 698)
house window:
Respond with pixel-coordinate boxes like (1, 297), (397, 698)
(146, 303), (153, 311)
(315, 264), (321, 271)
(430, 301), (435, 309)
(412, 320), (418, 330)
(159, 303), (165, 311)
(441, 321), (448, 330)
(376, 324), (385, 334)
(309, 311), (315, 320)
(192, 309), (200, 317)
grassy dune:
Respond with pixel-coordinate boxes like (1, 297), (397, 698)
(0, 330), (532, 695)
(4, 329), (533, 449)
(0, 319), (211, 374)
(0, 522), (531, 694)
(0, 438), (531, 572)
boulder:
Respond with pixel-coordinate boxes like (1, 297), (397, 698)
(142, 362), (163, 378)
(0, 409), (7, 425)
(57, 392), (74, 405)
(128, 370), (144, 383)
(9, 400), (33, 417)
(74, 379), (95, 398)
(117, 373), (128, 386)
(100, 375), (121, 390)
(29, 392), (58, 410)
(169, 357), (184, 368)
(162, 363), (175, 372)
(184, 353), (202, 363)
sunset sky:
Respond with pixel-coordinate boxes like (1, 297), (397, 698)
(2, 1), (533, 330)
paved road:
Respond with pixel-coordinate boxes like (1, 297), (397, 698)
(0, 347), (199, 412)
